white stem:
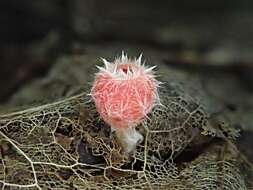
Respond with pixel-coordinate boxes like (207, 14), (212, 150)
(115, 127), (143, 154)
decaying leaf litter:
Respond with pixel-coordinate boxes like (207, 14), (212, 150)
(0, 49), (252, 190)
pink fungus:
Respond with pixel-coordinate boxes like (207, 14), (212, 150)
(91, 52), (160, 153)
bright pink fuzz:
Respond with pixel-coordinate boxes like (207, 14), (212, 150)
(91, 53), (159, 131)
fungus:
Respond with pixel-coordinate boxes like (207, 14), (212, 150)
(91, 52), (160, 153)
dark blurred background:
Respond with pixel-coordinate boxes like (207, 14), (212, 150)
(0, 0), (253, 103)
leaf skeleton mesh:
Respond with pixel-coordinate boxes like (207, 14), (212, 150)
(0, 84), (250, 190)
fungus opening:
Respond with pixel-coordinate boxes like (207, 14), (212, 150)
(116, 64), (134, 74)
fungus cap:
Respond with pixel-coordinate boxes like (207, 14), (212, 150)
(91, 53), (160, 131)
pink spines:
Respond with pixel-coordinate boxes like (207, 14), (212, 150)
(92, 72), (156, 130)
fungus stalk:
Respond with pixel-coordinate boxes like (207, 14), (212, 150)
(91, 52), (160, 153)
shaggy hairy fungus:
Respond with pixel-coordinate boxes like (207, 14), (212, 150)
(91, 52), (160, 153)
